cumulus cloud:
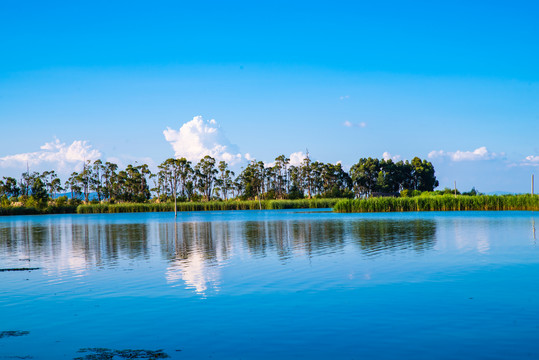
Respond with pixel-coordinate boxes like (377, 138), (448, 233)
(0, 138), (101, 169)
(382, 152), (401, 161)
(163, 116), (243, 165)
(289, 151), (307, 166)
(428, 146), (503, 162)
(343, 121), (366, 128)
(263, 151), (308, 168)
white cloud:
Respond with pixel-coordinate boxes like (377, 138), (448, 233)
(382, 152), (401, 161)
(163, 116), (243, 165)
(289, 151), (307, 166)
(343, 121), (366, 128)
(264, 151), (308, 168)
(0, 138), (101, 169)
(428, 146), (503, 162)
(339, 95), (350, 100)
(522, 155), (539, 166)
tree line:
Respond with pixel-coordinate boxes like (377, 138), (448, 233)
(0, 154), (438, 205)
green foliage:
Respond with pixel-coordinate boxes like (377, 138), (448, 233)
(76, 199), (340, 214)
(350, 157), (438, 198)
(333, 194), (539, 213)
(1, 196), (10, 207)
(0, 203), (77, 216)
(55, 195), (68, 206)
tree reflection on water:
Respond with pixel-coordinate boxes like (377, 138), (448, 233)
(0, 216), (437, 294)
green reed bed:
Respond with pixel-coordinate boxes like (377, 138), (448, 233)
(333, 194), (539, 213)
(0, 205), (78, 216)
(76, 198), (340, 214)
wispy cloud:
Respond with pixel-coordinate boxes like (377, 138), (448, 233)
(428, 146), (503, 162)
(521, 155), (539, 166)
(0, 138), (101, 169)
(339, 95), (350, 100)
(163, 116), (243, 165)
(343, 121), (366, 128)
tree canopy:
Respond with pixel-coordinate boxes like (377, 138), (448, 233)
(0, 154), (440, 205)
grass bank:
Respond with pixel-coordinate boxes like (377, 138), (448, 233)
(333, 194), (539, 213)
(76, 198), (340, 214)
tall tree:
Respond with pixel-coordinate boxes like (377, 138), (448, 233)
(1, 177), (20, 198)
(195, 156), (218, 201)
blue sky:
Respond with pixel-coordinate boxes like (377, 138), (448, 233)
(1, 0), (538, 193)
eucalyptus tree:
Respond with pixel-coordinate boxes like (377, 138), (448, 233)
(18, 171), (45, 199)
(137, 163), (152, 201)
(238, 160), (265, 200)
(319, 162), (352, 197)
(149, 173), (163, 200)
(288, 165), (304, 199)
(410, 157), (438, 191)
(272, 155), (289, 199)
(350, 158), (381, 197)
(115, 164), (151, 202)
(20, 170), (34, 196)
(78, 160), (93, 202)
(159, 158), (182, 201)
(194, 155), (218, 201)
(263, 165), (273, 198)
(300, 154), (313, 199)
(65, 172), (82, 200)
(350, 157), (438, 197)
(154, 163), (169, 200)
(102, 161), (119, 201)
(310, 161), (325, 196)
(89, 160), (106, 201)
(177, 157), (193, 199)
(1, 177), (20, 199)
(30, 176), (48, 203)
(41, 170), (63, 200)
(217, 160), (234, 201)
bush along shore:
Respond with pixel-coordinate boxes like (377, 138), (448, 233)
(333, 194), (539, 213)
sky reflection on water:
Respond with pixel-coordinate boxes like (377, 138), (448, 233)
(1, 210), (538, 359)
(1, 213), (439, 295)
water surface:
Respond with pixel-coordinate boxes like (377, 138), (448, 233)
(1, 210), (538, 359)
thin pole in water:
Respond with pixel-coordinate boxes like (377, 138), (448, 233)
(258, 186), (262, 210)
(174, 187), (177, 218)
(532, 174), (535, 196)
(454, 181), (457, 198)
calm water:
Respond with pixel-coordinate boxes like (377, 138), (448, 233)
(1, 210), (538, 359)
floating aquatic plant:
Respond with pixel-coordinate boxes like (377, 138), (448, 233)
(74, 348), (169, 360)
(0, 331), (30, 339)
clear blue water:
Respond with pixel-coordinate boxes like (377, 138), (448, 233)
(1, 209), (538, 359)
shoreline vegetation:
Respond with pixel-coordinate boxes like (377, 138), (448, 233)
(76, 198), (340, 214)
(1, 153), (535, 216)
(333, 194), (539, 213)
(0, 195), (538, 216)
(0, 199), (340, 216)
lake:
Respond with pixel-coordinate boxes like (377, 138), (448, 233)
(1, 209), (538, 359)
